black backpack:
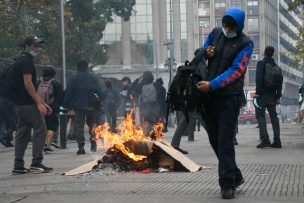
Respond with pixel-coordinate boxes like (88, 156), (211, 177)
(88, 92), (103, 112)
(264, 63), (283, 90)
(0, 61), (19, 101)
(166, 49), (209, 122)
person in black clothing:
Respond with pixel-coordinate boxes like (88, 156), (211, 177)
(132, 71), (162, 135)
(104, 79), (121, 133)
(120, 77), (135, 117)
(154, 78), (167, 129)
(255, 46), (282, 148)
(196, 8), (253, 199)
(63, 59), (103, 155)
(0, 97), (16, 147)
(12, 36), (53, 174)
(39, 66), (64, 153)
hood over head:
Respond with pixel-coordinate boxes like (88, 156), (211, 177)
(222, 7), (245, 34)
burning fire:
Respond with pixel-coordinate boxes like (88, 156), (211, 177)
(94, 110), (165, 161)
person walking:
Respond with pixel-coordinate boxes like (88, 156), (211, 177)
(63, 59), (103, 155)
(104, 79), (121, 133)
(38, 66), (64, 153)
(255, 46), (283, 148)
(11, 36), (53, 174)
(196, 8), (253, 199)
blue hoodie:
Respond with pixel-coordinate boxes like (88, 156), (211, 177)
(202, 7), (253, 91)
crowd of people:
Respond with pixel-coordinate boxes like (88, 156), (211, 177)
(0, 7), (288, 200)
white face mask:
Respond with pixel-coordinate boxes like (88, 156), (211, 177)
(222, 28), (237, 38)
(29, 50), (38, 57)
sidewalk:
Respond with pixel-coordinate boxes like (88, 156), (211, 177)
(0, 123), (303, 203)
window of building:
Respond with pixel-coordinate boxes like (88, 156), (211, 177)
(248, 18), (259, 32)
(248, 0), (258, 6)
(247, 0), (259, 15)
(248, 69), (256, 84)
(249, 34), (259, 49)
(231, 0), (242, 8)
(198, 1), (210, 16)
(215, 0), (226, 16)
(199, 19), (210, 28)
(215, 17), (222, 27)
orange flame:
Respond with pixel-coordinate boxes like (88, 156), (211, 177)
(94, 109), (164, 161)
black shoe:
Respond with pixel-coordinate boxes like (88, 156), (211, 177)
(221, 188), (235, 199)
(51, 142), (60, 149)
(233, 137), (238, 145)
(270, 141), (282, 148)
(77, 147), (86, 155)
(12, 166), (30, 175)
(90, 141), (97, 152)
(256, 142), (271, 148)
(67, 135), (76, 140)
(175, 147), (188, 154)
(5, 142), (14, 147)
(0, 138), (6, 147)
(44, 147), (55, 154)
(235, 177), (244, 188)
(30, 164), (53, 173)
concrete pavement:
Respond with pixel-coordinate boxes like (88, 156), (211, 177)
(0, 123), (303, 203)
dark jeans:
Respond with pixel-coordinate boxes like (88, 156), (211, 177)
(67, 116), (76, 139)
(205, 96), (242, 189)
(105, 111), (117, 133)
(74, 110), (98, 146)
(255, 96), (280, 143)
(14, 105), (47, 168)
(0, 116), (16, 143)
(171, 111), (195, 148)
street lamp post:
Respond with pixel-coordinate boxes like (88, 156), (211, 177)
(60, 0), (66, 89)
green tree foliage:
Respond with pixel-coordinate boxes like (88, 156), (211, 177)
(0, 0), (135, 70)
(288, 1), (304, 65)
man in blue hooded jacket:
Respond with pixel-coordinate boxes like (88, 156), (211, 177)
(197, 8), (253, 199)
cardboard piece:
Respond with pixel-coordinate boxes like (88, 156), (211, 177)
(64, 140), (202, 175)
(153, 141), (202, 172)
(64, 160), (98, 176)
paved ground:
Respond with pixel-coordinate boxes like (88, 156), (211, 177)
(0, 123), (304, 203)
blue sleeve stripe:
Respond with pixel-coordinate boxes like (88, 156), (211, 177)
(203, 30), (215, 48)
(210, 42), (253, 91)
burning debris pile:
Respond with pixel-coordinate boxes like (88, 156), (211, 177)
(65, 111), (201, 176)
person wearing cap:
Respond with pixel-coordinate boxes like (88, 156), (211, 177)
(12, 35), (53, 174)
(196, 8), (253, 199)
(38, 66), (64, 153)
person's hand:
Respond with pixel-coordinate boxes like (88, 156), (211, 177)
(37, 103), (48, 116)
(45, 104), (52, 115)
(252, 93), (259, 98)
(196, 81), (210, 93)
(206, 46), (215, 58)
